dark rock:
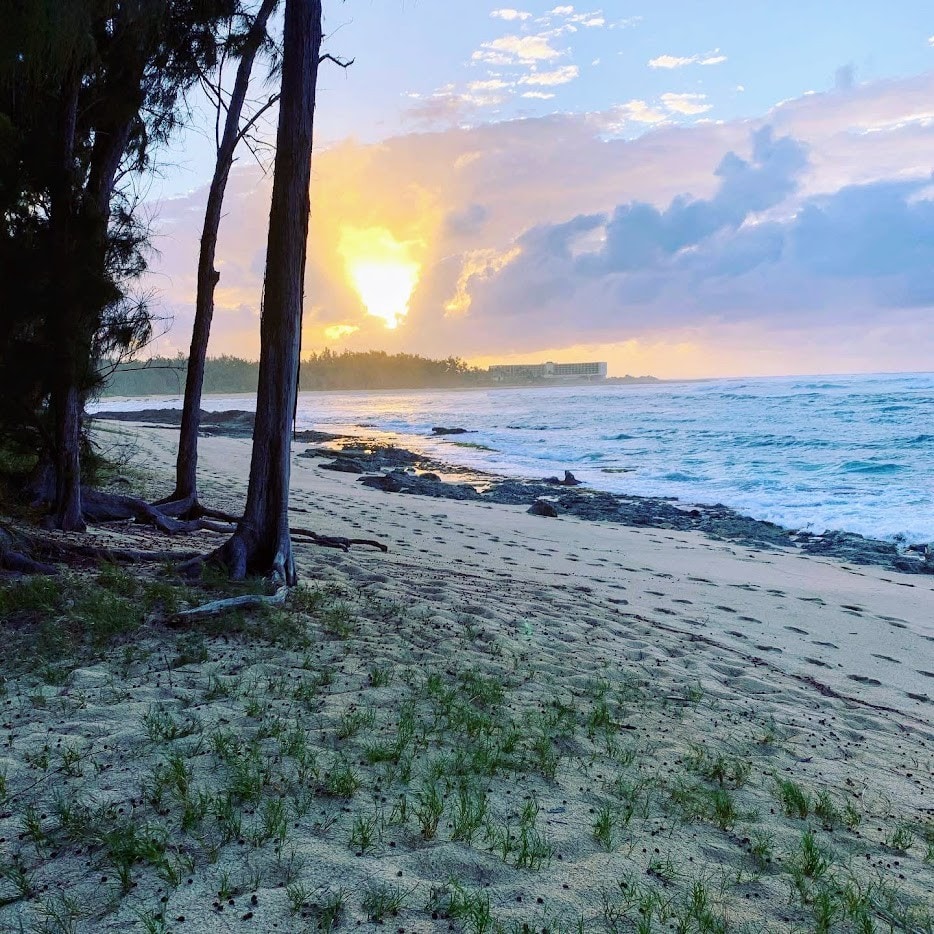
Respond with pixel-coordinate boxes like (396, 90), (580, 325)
(358, 474), (406, 493)
(562, 470), (582, 486)
(419, 472), (441, 481)
(529, 498), (558, 517)
(319, 459), (366, 474)
(432, 426), (469, 435)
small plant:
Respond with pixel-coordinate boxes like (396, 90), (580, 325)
(349, 811), (380, 854)
(427, 882), (492, 934)
(593, 803), (616, 850)
(336, 707), (376, 740)
(413, 780), (445, 840)
(323, 758), (361, 798)
(315, 886), (347, 931)
(287, 880), (313, 916)
(748, 831), (774, 871)
(142, 704), (201, 743)
(814, 790), (841, 830)
(451, 783), (489, 844)
(886, 822), (914, 853)
(321, 600), (355, 638)
(775, 777), (810, 818)
(362, 882), (413, 923)
(368, 664), (392, 687)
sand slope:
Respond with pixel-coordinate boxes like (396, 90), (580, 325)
(1, 425), (931, 932)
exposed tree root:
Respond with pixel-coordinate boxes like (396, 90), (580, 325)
(289, 528), (388, 553)
(151, 492), (240, 524)
(81, 489), (237, 534)
(166, 586), (288, 628)
(0, 528), (58, 575)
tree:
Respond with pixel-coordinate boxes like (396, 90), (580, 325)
(0, 0), (237, 530)
(204, 0), (322, 582)
(164, 0), (280, 514)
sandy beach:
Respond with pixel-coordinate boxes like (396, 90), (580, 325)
(1, 422), (932, 932)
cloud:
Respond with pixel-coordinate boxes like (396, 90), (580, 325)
(661, 92), (712, 115)
(473, 33), (564, 65)
(519, 64), (580, 86)
(147, 73), (934, 376)
(599, 99), (667, 130)
(491, 8), (531, 20)
(649, 50), (727, 69)
(522, 91), (556, 99)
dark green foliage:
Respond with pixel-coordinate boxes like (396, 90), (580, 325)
(100, 349), (492, 396)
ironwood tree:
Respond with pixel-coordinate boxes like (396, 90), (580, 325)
(0, 0), (237, 530)
(164, 0), (280, 515)
(205, 0), (322, 582)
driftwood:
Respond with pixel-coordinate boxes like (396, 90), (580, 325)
(166, 586), (288, 627)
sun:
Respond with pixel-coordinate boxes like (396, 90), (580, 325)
(338, 226), (421, 329)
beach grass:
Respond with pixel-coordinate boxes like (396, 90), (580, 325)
(1, 556), (932, 933)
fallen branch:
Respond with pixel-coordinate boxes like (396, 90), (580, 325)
(166, 586), (288, 628)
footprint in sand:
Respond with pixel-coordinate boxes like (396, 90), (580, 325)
(917, 670), (934, 679)
(847, 674), (882, 686)
(905, 692), (931, 703)
(714, 605), (738, 613)
(804, 657), (832, 668)
(725, 630), (748, 639)
(870, 654), (901, 664)
(812, 640), (839, 649)
(755, 645), (782, 653)
(672, 598), (693, 605)
(784, 626), (809, 635)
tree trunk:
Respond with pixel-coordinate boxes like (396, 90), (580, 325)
(211, 0), (321, 583)
(47, 74), (85, 531)
(171, 0), (278, 505)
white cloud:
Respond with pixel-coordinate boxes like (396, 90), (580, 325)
(601, 99), (667, 131)
(469, 78), (511, 92)
(929, 35), (934, 46)
(649, 50), (727, 69)
(473, 33), (563, 65)
(519, 64), (580, 86)
(491, 8), (531, 21)
(547, 5), (605, 27)
(661, 92), (713, 115)
(522, 91), (556, 99)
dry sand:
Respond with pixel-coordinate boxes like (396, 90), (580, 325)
(1, 423), (932, 932)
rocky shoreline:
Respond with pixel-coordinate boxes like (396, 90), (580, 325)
(94, 408), (934, 575)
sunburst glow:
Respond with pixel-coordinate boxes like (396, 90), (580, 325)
(338, 226), (421, 329)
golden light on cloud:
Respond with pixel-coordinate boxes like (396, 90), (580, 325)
(445, 246), (521, 316)
(323, 324), (360, 341)
(338, 226), (422, 329)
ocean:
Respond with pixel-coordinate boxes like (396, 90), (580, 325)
(92, 371), (934, 545)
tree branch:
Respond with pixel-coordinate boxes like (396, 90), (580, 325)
(318, 53), (354, 69)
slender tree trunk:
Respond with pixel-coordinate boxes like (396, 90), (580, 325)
(171, 0), (278, 505)
(211, 0), (320, 583)
(47, 74), (85, 531)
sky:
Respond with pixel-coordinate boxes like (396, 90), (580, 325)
(146, 1), (934, 378)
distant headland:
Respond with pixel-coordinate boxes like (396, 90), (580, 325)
(100, 351), (659, 396)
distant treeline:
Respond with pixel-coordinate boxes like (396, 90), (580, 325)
(100, 350), (491, 396)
